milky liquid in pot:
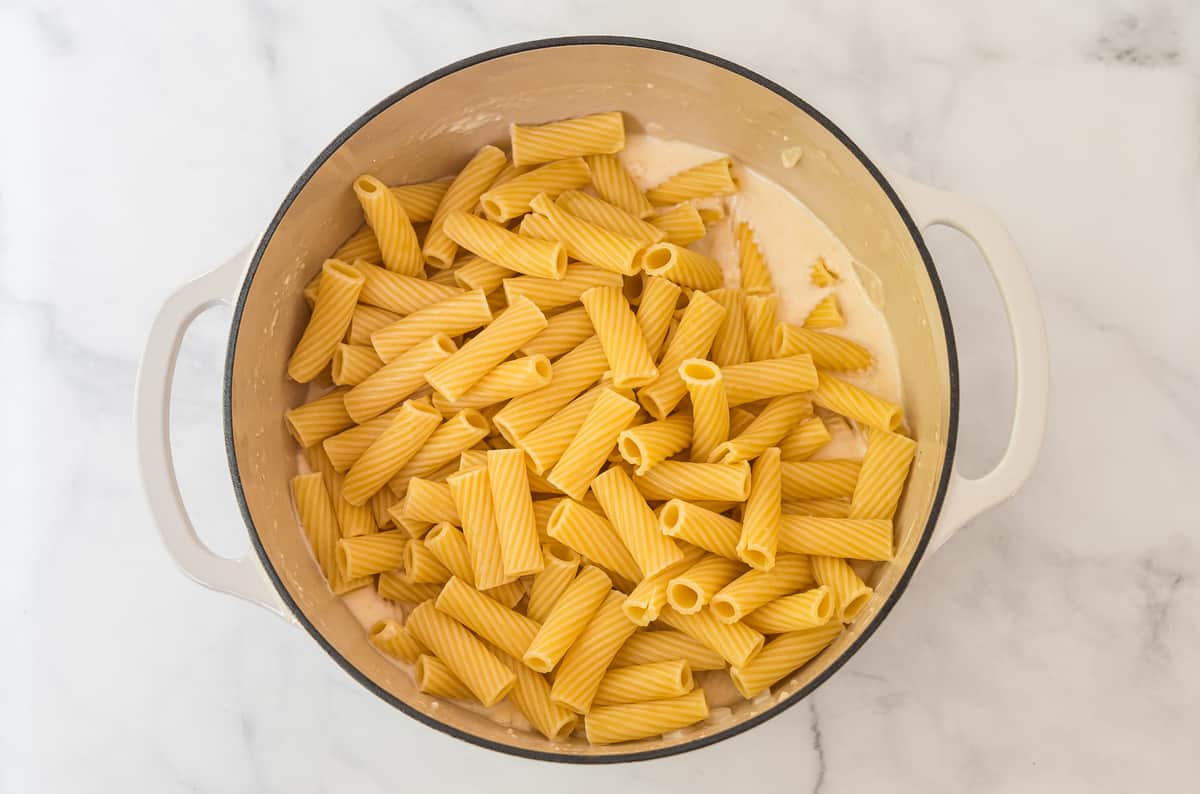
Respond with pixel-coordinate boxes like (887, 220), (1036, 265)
(329, 134), (907, 725)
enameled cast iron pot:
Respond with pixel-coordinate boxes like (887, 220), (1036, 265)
(135, 37), (1048, 763)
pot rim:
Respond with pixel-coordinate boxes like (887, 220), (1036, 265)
(223, 35), (959, 764)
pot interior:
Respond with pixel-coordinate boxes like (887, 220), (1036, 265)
(226, 40), (954, 760)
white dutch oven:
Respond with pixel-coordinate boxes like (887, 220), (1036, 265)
(135, 38), (1048, 762)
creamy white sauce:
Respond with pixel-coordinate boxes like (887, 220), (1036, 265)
(315, 133), (908, 738)
(621, 134), (906, 457)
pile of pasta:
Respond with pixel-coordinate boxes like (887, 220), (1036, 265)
(284, 111), (917, 745)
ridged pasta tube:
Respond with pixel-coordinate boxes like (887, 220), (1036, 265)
(679, 359), (728, 462)
(424, 296), (547, 401)
(610, 630), (725, 671)
(593, 659), (694, 706)
(658, 499), (742, 560)
(370, 290), (492, 362)
(637, 291), (726, 419)
(848, 428), (917, 520)
(446, 467), (510, 590)
(813, 370), (903, 431)
(592, 467), (684, 578)
(435, 575), (541, 660)
(423, 144), (508, 268)
(387, 409), (490, 496)
(738, 447), (783, 571)
(743, 294), (778, 361)
(736, 222), (773, 295)
(502, 263), (623, 311)
(646, 158), (736, 204)
(741, 586), (835, 633)
(286, 389), (353, 448)
(720, 355), (818, 406)
(287, 259), (364, 382)
(554, 189), (664, 243)
(342, 400), (443, 505)
(617, 413), (692, 475)
(635, 276), (682, 361)
(344, 334), (457, 423)
(649, 204), (706, 246)
(510, 112), (625, 166)
(778, 516), (893, 561)
(406, 600), (515, 707)
(709, 394), (810, 464)
(548, 389), (640, 500)
(549, 591), (639, 713)
(524, 565), (613, 673)
(774, 324), (872, 371)
(585, 688), (709, 744)
(442, 210), (567, 279)
(709, 553), (813, 624)
(657, 605), (763, 668)
(584, 153), (653, 218)
(781, 459), (862, 500)
(580, 286), (658, 388)
(729, 622), (843, 698)
(353, 175), (423, 276)
(479, 157), (591, 221)
(486, 448), (545, 578)
(353, 261), (460, 314)
(492, 336), (608, 444)
(546, 499), (643, 585)
(520, 306), (594, 360)
(642, 243), (723, 290)
(633, 460), (751, 502)
(666, 555), (746, 615)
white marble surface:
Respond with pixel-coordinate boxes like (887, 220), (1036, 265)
(3, 1), (1198, 791)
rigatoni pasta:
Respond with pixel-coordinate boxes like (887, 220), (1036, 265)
(282, 112), (921, 746)
(511, 111), (625, 166)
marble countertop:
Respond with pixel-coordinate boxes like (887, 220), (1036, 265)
(4, 1), (1197, 791)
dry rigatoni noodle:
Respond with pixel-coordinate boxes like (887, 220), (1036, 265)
(580, 286), (658, 388)
(511, 111), (624, 166)
(775, 325), (872, 371)
(741, 586), (834, 633)
(666, 555), (745, 615)
(554, 189), (663, 243)
(387, 409), (490, 496)
(479, 157), (591, 222)
(503, 263), (622, 311)
(585, 153), (653, 218)
(348, 304), (401, 347)
(330, 343), (383, 386)
(720, 355), (818, 407)
(709, 553), (812, 624)
(442, 210), (567, 279)
(642, 243), (723, 290)
(322, 407), (400, 472)
(524, 565), (612, 672)
(779, 416), (831, 461)
(649, 204), (706, 246)
(736, 222), (772, 295)
(370, 289), (491, 362)
(622, 547), (706, 626)
(781, 459), (861, 500)
(593, 659), (693, 706)
(486, 448), (544, 578)
(424, 145), (508, 268)
(520, 306), (594, 360)
(658, 499), (742, 560)
(657, 606), (763, 668)
(782, 497), (851, 518)
(354, 261), (460, 314)
(708, 289), (750, 366)
(342, 400), (442, 505)
(804, 295), (844, 328)
(710, 394), (810, 464)
(403, 538), (452, 583)
(336, 530), (408, 578)
(344, 334), (457, 423)
(425, 296), (546, 401)
(738, 447), (782, 571)
(592, 467), (684, 578)
(729, 622), (842, 698)
(549, 591), (639, 713)
(646, 158), (736, 204)
(286, 388), (353, 448)
(849, 428), (917, 520)
(453, 255), (514, 294)
(291, 473), (341, 586)
(432, 355), (552, 413)
(415, 654), (475, 701)
(525, 544), (581, 623)
(406, 601), (515, 707)
(501, 654), (578, 741)
(435, 576), (540, 659)
(288, 259), (364, 382)
(635, 276), (682, 360)
(617, 413), (691, 475)
(778, 515), (893, 561)
(388, 177), (452, 222)
(637, 290), (727, 419)
(743, 294), (777, 361)
(492, 335), (607, 443)
(585, 689), (709, 744)
(377, 571), (440, 604)
(679, 358), (728, 462)
(518, 384), (612, 475)
(353, 174), (423, 276)
(633, 460), (751, 502)
(546, 498), (643, 585)
(548, 389), (640, 500)
(446, 466), (509, 589)
(368, 618), (425, 663)
(611, 630), (725, 671)
(529, 193), (645, 276)
(305, 443), (375, 539)
(333, 224), (381, 264)
(813, 370), (903, 431)
(812, 555), (873, 622)
(423, 522), (475, 586)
